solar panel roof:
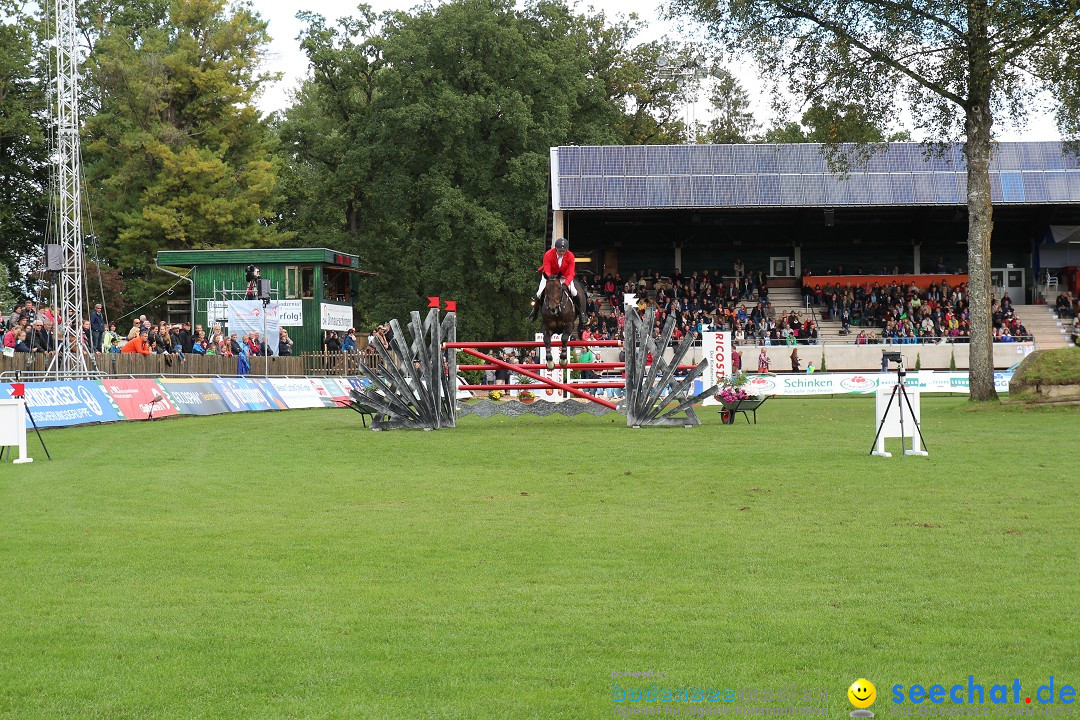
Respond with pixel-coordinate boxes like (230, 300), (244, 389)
(551, 142), (1080, 210)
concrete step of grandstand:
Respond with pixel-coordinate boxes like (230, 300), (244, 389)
(759, 287), (843, 336)
(1014, 303), (1075, 349)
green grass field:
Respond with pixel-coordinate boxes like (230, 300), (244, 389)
(1, 397), (1077, 719)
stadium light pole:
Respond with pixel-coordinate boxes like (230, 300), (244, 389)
(658, 55), (708, 144)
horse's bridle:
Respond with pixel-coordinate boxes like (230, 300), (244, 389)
(546, 277), (567, 316)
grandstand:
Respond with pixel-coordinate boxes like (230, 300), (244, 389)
(550, 141), (1080, 363)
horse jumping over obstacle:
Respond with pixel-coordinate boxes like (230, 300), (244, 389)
(539, 272), (587, 371)
(350, 304), (718, 429)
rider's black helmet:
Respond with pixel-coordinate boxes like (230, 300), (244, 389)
(554, 237), (568, 251)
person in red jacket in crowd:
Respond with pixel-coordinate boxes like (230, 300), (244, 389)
(529, 237), (585, 322)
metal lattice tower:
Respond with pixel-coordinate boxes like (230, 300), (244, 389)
(46, 0), (90, 378)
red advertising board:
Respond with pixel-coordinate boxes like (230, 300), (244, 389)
(102, 379), (178, 421)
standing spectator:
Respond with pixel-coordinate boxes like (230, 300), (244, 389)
(579, 346), (596, 394)
(159, 326), (175, 356)
(278, 329), (293, 356)
(28, 320), (50, 353)
(324, 331), (342, 353)
(101, 322), (119, 350)
(81, 320), (93, 352)
(757, 348), (770, 373)
(246, 331), (271, 357)
(790, 347), (801, 372)
(38, 305), (54, 331)
(176, 322), (191, 354)
(342, 328), (359, 353)
(14, 330), (31, 353)
(89, 304), (105, 351)
(236, 333), (250, 375)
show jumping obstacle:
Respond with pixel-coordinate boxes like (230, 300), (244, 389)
(350, 309), (457, 430)
(348, 304), (717, 430)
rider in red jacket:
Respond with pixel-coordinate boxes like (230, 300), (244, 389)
(530, 237), (582, 321)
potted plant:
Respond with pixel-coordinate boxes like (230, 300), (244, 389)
(518, 389), (536, 404)
(488, 389), (504, 401)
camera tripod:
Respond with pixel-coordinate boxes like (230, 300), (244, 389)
(870, 363), (928, 458)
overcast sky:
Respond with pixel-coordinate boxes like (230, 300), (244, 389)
(254, 0), (1059, 141)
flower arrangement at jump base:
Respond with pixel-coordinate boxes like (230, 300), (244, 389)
(517, 389), (535, 402)
(716, 372), (757, 424)
(488, 389), (505, 401)
(716, 371), (755, 404)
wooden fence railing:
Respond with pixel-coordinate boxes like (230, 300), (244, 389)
(300, 352), (380, 376)
(0, 351), (383, 378)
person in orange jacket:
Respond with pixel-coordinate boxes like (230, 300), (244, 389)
(121, 329), (152, 355)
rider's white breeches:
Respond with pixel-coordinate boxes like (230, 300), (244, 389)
(537, 276), (577, 298)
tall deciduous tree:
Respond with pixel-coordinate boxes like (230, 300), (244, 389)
(279, 0), (688, 338)
(0, 1), (49, 299)
(275, 8), (382, 254)
(83, 0), (284, 314)
(669, 0), (1080, 400)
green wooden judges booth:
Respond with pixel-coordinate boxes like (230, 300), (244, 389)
(156, 248), (374, 353)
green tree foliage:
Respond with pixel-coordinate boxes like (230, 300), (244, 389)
(278, 0), (688, 338)
(701, 68), (756, 143)
(668, 0), (1080, 401)
(0, 261), (15, 315)
(763, 101), (910, 143)
(0, 1), (49, 297)
(83, 0), (284, 314)
(275, 8), (383, 255)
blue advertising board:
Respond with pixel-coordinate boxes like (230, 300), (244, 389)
(12, 381), (122, 428)
(212, 378), (281, 412)
(250, 378), (288, 410)
(158, 379), (232, 416)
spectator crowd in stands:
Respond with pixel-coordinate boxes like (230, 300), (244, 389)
(573, 262), (1046, 347)
(1056, 291), (1080, 345)
(573, 262), (1005, 347)
(803, 277), (1034, 344)
(576, 263), (805, 347)
(2, 301), (298, 359)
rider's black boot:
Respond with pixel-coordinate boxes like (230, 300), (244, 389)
(528, 300), (539, 322)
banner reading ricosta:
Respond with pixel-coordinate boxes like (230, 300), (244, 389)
(702, 331), (731, 406)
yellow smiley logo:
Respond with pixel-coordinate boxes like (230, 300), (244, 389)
(848, 679), (877, 709)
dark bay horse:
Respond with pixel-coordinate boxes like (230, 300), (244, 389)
(540, 273), (586, 371)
